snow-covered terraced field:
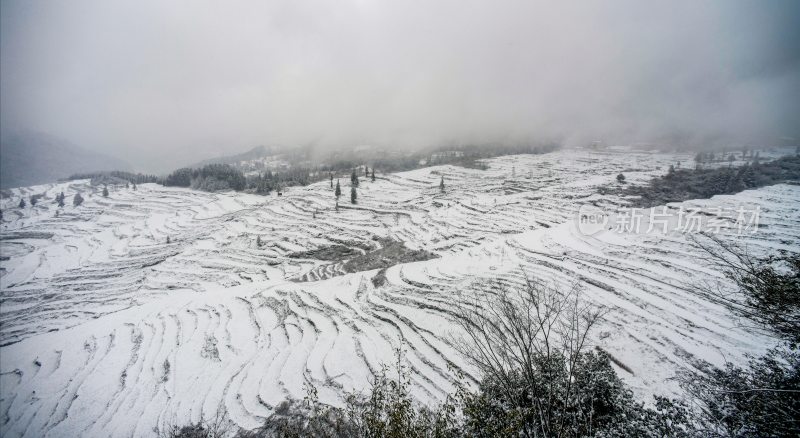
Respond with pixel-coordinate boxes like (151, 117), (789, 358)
(1, 148), (798, 437)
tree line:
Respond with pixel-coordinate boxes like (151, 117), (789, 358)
(66, 170), (160, 184)
(164, 164), (247, 191)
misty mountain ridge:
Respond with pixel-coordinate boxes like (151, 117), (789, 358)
(0, 130), (130, 189)
(187, 145), (273, 168)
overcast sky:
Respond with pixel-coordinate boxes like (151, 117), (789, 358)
(1, 0), (799, 172)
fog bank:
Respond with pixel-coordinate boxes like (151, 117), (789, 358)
(1, 0), (798, 172)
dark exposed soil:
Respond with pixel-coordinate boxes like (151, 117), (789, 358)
(342, 240), (438, 273)
(0, 231), (55, 240)
(372, 268), (388, 287)
(287, 245), (363, 261)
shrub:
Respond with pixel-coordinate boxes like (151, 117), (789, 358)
(158, 412), (231, 438)
(452, 276), (695, 437)
(692, 234), (800, 343)
(684, 345), (800, 437)
(686, 235), (800, 436)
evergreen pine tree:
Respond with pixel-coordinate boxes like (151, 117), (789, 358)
(330, 173), (333, 188)
(133, 183), (137, 190)
(440, 176), (445, 193)
(739, 163), (756, 187)
(18, 198), (25, 208)
(350, 186), (357, 204)
(725, 169), (745, 192)
(351, 170), (359, 187)
(57, 193), (65, 208)
(30, 196), (37, 206)
(126, 182), (130, 189)
(371, 169), (376, 182)
(256, 235), (262, 247)
(102, 186), (109, 197)
(166, 236), (171, 244)
(335, 179), (341, 198)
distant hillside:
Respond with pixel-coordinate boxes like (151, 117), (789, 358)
(0, 131), (130, 189)
(188, 145), (271, 168)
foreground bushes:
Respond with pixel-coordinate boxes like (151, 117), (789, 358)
(685, 234), (800, 437)
(685, 345), (800, 437)
(457, 352), (694, 437)
(165, 349), (694, 438)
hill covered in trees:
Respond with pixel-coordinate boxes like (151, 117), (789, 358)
(164, 164), (247, 191)
(622, 154), (800, 207)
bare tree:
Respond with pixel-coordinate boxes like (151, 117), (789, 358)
(689, 233), (800, 342)
(452, 272), (608, 437)
(158, 410), (232, 438)
(683, 233), (800, 437)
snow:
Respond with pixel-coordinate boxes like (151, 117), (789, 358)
(1, 147), (798, 437)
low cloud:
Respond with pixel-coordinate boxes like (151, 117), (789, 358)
(2, 0), (798, 172)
